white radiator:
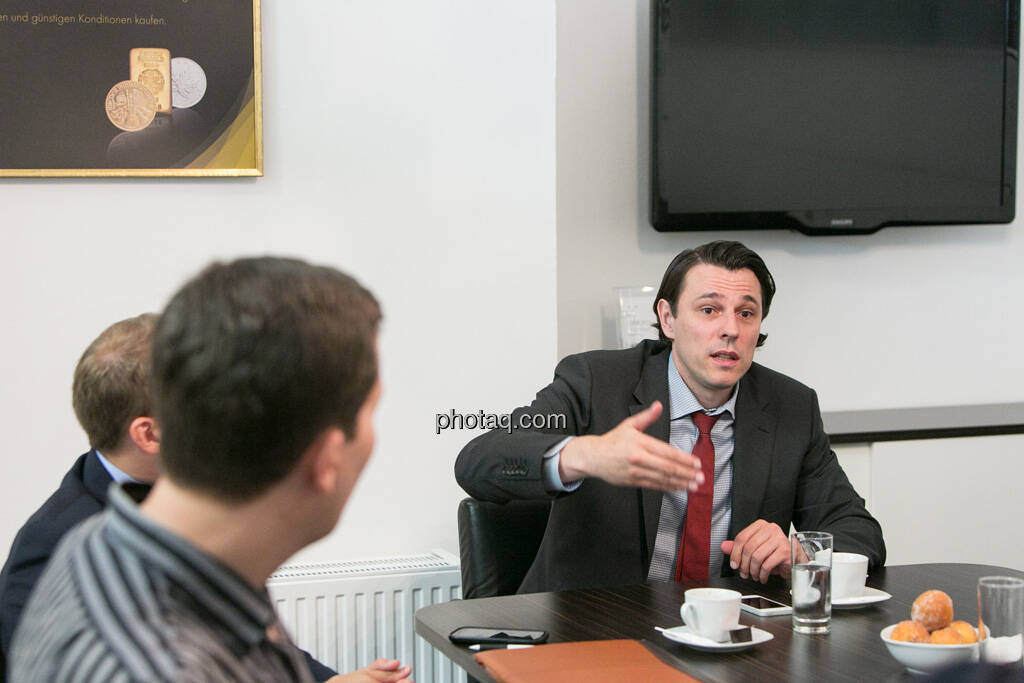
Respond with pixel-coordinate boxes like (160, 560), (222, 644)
(268, 549), (466, 683)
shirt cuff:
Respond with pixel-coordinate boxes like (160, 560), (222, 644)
(542, 436), (582, 493)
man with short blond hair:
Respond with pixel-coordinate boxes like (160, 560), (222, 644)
(0, 313), (161, 664)
(71, 312), (160, 464)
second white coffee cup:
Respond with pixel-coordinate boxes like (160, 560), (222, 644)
(831, 552), (869, 600)
(681, 588), (741, 642)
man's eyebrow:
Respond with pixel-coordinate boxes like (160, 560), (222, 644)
(694, 292), (761, 306)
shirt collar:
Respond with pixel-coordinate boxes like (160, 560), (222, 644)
(94, 450), (142, 484)
(667, 356), (738, 420)
(105, 485), (278, 650)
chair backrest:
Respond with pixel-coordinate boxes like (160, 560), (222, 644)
(457, 497), (551, 599)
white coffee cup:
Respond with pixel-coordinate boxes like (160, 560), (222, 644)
(830, 552), (869, 600)
(681, 588), (741, 642)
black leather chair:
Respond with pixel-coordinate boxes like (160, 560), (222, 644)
(457, 497), (551, 599)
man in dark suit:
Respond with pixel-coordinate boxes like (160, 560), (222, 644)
(0, 314), (161, 663)
(456, 241), (884, 594)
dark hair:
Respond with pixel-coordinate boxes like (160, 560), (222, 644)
(72, 314), (158, 452)
(652, 240), (776, 347)
(152, 257), (381, 501)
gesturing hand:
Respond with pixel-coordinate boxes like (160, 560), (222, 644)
(558, 401), (704, 492)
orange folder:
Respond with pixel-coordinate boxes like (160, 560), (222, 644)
(475, 639), (701, 683)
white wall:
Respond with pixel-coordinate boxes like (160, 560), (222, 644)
(0, 1), (556, 564)
(556, 0), (1024, 413)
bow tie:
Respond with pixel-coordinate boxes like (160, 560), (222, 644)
(121, 482), (154, 504)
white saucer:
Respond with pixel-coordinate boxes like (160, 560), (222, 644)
(660, 625), (773, 652)
(833, 586), (892, 609)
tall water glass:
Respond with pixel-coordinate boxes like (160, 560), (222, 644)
(979, 576), (1024, 665)
(791, 531), (832, 635)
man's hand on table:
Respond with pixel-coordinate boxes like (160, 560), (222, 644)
(329, 658), (413, 683)
(558, 401), (704, 492)
(721, 519), (806, 583)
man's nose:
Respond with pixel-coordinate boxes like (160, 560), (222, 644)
(720, 314), (739, 339)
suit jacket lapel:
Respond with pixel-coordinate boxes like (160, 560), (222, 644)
(631, 345), (671, 565)
(730, 365), (776, 538)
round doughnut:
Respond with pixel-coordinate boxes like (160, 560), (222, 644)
(949, 620), (978, 643)
(930, 627), (966, 645)
(912, 590), (954, 631)
(890, 620), (930, 643)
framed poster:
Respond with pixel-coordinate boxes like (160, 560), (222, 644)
(0, 0), (262, 176)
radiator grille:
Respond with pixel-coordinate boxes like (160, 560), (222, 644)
(268, 549), (464, 683)
(271, 551), (459, 579)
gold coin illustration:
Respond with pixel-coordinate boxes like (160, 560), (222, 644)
(138, 69), (165, 95)
(105, 80), (157, 132)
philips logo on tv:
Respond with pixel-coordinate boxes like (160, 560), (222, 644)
(831, 218), (854, 227)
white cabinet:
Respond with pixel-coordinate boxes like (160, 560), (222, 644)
(836, 435), (1024, 571)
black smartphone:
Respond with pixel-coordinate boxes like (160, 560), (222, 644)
(740, 595), (792, 617)
(448, 626), (549, 645)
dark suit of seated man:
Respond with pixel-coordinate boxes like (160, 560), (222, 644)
(0, 314), (162, 681)
(0, 314), (352, 682)
(456, 240), (885, 594)
(0, 451), (137, 650)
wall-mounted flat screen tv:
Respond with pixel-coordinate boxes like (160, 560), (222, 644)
(651, 0), (1019, 235)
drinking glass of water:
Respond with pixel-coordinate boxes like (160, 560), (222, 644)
(978, 576), (1024, 664)
(791, 531), (833, 635)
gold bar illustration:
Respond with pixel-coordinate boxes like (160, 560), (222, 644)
(129, 48), (172, 114)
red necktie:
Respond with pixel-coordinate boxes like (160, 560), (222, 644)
(675, 411), (720, 582)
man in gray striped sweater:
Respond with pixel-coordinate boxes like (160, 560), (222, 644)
(10, 257), (411, 683)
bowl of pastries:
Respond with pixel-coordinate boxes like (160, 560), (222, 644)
(880, 589), (981, 674)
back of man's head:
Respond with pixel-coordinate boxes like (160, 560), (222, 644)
(152, 256), (382, 502)
(72, 313), (158, 453)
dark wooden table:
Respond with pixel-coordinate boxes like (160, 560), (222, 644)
(415, 563), (1024, 682)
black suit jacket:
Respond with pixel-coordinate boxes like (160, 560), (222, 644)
(455, 340), (885, 594)
(0, 451), (108, 659)
(0, 452), (336, 682)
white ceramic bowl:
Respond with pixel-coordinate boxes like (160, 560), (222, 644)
(880, 624), (980, 674)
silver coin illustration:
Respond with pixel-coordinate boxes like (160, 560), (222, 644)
(171, 57), (208, 108)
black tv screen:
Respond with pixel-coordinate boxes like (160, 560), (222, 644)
(651, 0), (1019, 235)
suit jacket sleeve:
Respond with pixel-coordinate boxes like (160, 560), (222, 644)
(791, 391), (886, 570)
(0, 520), (66, 655)
(455, 353), (593, 503)
(302, 649), (335, 681)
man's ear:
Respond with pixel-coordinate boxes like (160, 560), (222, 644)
(656, 298), (676, 340)
(127, 416), (160, 455)
(306, 427), (346, 494)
